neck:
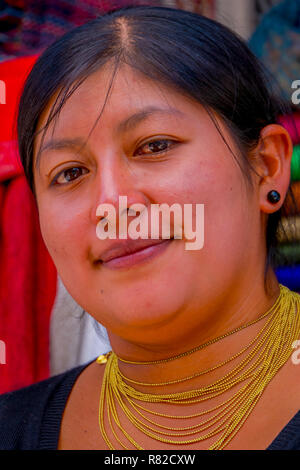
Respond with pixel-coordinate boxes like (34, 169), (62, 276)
(107, 272), (280, 394)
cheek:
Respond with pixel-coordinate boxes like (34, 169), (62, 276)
(159, 154), (246, 216)
(167, 157), (252, 260)
(37, 198), (90, 271)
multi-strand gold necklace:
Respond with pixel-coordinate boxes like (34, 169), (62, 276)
(97, 284), (300, 450)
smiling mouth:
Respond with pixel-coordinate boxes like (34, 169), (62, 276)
(96, 238), (174, 270)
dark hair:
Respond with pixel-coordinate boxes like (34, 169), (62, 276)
(17, 5), (298, 288)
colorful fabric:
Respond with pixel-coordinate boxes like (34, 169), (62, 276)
(0, 0), (142, 62)
(249, 0), (300, 105)
(277, 216), (300, 243)
(0, 140), (57, 394)
(275, 265), (300, 292)
(278, 113), (300, 145)
(284, 181), (300, 216)
(0, 54), (39, 141)
(159, 0), (214, 16)
(0, 56), (58, 394)
(275, 242), (300, 266)
(0, 0), (25, 58)
(0, 1), (215, 62)
(291, 145), (300, 182)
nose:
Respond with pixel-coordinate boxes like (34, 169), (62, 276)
(90, 156), (150, 230)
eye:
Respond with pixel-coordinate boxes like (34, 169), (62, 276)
(134, 139), (177, 156)
(51, 166), (89, 185)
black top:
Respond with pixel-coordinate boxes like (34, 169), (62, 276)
(0, 361), (300, 450)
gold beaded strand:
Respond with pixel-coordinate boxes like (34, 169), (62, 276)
(97, 285), (300, 450)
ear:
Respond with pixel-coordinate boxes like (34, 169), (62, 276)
(253, 124), (293, 215)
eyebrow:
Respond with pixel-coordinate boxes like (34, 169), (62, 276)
(116, 106), (185, 133)
(36, 106), (185, 166)
(35, 137), (87, 168)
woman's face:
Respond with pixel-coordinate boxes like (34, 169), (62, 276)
(34, 64), (263, 349)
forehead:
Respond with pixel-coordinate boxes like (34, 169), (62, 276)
(35, 63), (204, 141)
(33, 62), (233, 175)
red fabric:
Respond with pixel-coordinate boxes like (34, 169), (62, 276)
(0, 55), (39, 141)
(0, 56), (57, 394)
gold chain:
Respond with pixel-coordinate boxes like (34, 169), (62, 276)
(97, 285), (300, 450)
(116, 293), (282, 365)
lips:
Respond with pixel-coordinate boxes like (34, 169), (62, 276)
(98, 238), (172, 264)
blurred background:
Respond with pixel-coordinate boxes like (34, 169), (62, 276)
(0, 0), (300, 394)
(0, 0), (285, 62)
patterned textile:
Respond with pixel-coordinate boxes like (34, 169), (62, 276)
(0, 55), (57, 394)
(249, 0), (300, 292)
(249, 0), (300, 104)
(160, 0), (214, 16)
(0, 0), (144, 61)
(0, 1), (25, 56)
(0, 0), (215, 62)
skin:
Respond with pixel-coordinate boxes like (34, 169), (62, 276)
(33, 63), (299, 450)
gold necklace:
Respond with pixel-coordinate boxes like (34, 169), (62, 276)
(97, 285), (300, 450)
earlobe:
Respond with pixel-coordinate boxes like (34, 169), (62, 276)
(257, 124), (293, 215)
(266, 190), (281, 204)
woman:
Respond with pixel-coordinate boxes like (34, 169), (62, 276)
(1, 5), (300, 450)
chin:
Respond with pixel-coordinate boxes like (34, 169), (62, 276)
(92, 282), (190, 336)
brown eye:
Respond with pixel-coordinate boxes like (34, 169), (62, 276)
(135, 139), (175, 156)
(52, 167), (88, 185)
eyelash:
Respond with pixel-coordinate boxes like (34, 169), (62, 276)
(134, 138), (177, 157)
(51, 167), (89, 186)
(51, 138), (177, 186)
